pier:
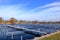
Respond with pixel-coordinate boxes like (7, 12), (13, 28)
(5, 25), (47, 36)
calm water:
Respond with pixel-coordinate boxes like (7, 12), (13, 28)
(0, 24), (60, 40)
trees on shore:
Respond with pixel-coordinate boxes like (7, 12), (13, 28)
(9, 17), (18, 24)
(0, 17), (60, 24)
(0, 17), (4, 24)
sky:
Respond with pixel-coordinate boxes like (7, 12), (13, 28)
(0, 0), (60, 21)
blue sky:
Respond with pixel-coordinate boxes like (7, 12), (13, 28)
(0, 0), (60, 21)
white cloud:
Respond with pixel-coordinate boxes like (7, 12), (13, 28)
(0, 5), (27, 20)
(29, 2), (60, 12)
(0, 2), (60, 21)
(23, 2), (60, 21)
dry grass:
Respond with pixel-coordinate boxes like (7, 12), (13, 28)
(40, 31), (60, 40)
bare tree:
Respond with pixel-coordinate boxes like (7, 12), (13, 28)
(9, 17), (17, 24)
(0, 17), (4, 24)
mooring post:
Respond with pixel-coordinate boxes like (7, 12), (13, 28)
(0, 25), (1, 34)
(21, 35), (23, 40)
(21, 31), (24, 40)
(11, 32), (14, 40)
(6, 29), (8, 40)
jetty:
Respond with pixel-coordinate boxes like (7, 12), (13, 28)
(5, 25), (47, 36)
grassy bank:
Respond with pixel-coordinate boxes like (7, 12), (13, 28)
(40, 32), (60, 40)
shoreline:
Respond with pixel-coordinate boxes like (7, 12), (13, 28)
(0, 22), (60, 24)
(34, 30), (60, 40)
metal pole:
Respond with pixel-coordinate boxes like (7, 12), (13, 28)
(0, 25), (1, 30)
(0, 25), (1, 34)
(21, 35), (23, 40)
(6, 29), (8, 40)
(11, 32), (14, 40)
(21, 31), (24, 40)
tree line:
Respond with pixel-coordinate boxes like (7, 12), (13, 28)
(0, 17), (60, 24)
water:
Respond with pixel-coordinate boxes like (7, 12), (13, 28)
(0, 24), (60, 40)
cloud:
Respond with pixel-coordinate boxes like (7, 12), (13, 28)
(0, 4), (27, 19)
(29, 2), (60, 13)
(0, 2), (60, 21)
(23, 2), (60, 21)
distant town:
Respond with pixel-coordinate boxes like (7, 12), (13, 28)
(0, 17), (60, 24)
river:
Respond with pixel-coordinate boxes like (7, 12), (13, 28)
(0, 24), (60, 40)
